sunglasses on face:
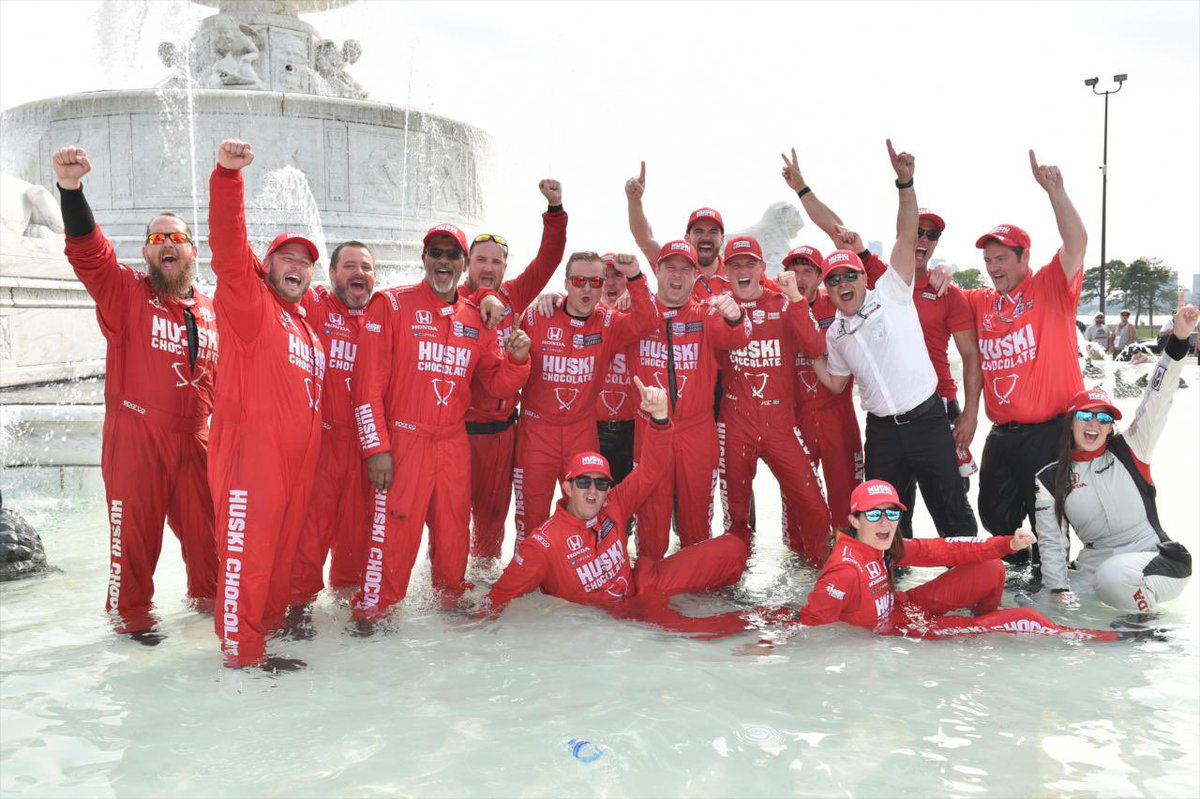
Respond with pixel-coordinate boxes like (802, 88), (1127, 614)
(916, 228), (941, 241)
(1075, 410), (1115, 425)
(145, 231), (192, 246)
(571, 476), (611, 491)
(473, 233), (508, 253)
(568, 276), (605, 288)
(427, 246), (464, 261)
(825, 270), (861, 287)
(862, 508), (903, 523)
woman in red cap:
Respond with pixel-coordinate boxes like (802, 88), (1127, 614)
(1033, 305), (1197, 614)
(791, 479), (1126, 641)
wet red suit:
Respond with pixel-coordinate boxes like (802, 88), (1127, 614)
(351, 281), (529, 620)
(798, 533), (1119, 641)
(718, 290), (831, 563)
(513, 275), (658, 539)
(628, 298), (752, 561)
(464, 210), (568, 559)
(208, 165), (326, 668)
(789, 291), (864, 528)
(487, 421), (754, 638)
(290, 286), (369, 606)
(65, 223), (219, 633)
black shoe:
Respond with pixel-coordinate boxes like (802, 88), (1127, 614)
(127, 630), (166, 647)
(281, 606), (316, 641)
(1116, 628), (1170, 643)
(1110, 613), (1158, 632)
(260, 655), (307, 673)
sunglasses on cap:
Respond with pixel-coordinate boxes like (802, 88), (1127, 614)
(568, 275), (605, 288)
(473, 233), (508, 253)
(571, 476), (612, 491)
(427, 246), (464, 261)
(1075, 410), (1115, 425)
(145, 231), (192, 246)
(825, 271), (861, 287)
(916, 228), (941, 241)
(862, 508), (903, 523)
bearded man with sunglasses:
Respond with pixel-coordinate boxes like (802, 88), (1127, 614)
(511, 251), (658, 540)
(53, 146), (218, 643)
(814, 141), (974, 538)
(461, 179), (567, 564)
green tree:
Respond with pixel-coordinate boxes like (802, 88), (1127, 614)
(1118, 257), (1175, 326)
(953, 268), (984, 290)
(1082, 259), (1127, 307)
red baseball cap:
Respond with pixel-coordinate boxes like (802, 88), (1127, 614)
(918, 208), (946, 232)
(820, 249), (866, 282)
(1066, 388), (1122, 420)
(687, 207), (724, 233)
(783, 244), (824, 270)
(422, 222), (469, 253)
(265, 232), (320, 262)
(849, 479), (909, 513)
(723, 236), (764, 263)
(657, 239), (699, 269)
(564, 451), (613, 481)
(600, 252), (616, 267)
(975, 223), (1031, 251)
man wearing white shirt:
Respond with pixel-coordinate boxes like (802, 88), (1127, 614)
(814, 141), (974, 536)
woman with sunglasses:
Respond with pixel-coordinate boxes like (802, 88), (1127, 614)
(793, 480), (1124, 641)
(1033, 305), (1197, 614)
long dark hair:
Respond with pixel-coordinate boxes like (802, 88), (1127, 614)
(1052, 414), (1116, 527)
(831, 521), (906, 588)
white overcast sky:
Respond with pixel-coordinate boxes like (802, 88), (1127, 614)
(2, 0), (1197, 291)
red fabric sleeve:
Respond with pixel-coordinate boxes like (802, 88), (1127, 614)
(610, 276), (660, 349)
(863, 252), (888, 290)
(609, 420), (674, 521)
(64, 225), (132, 339)
(943, 285), (974, 333)
(900, 536), (1013, 568)
(352, 292), (393, 457)
(797, 563), (859, 626)
(1031, 252), (1081, 314)
(705, 307), (753, 351)
(499, 210), (569, 314)
(472, 312), (531, 401)
(207, 165), (265, 340)
(485, 535), (550, 612)
(786, 295), (825, 359)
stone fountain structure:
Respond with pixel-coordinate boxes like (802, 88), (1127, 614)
(0, 0), (490, 474)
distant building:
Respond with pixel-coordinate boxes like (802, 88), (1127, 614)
(1192, 273), (1200, 304)
(867, 240), (883, 258)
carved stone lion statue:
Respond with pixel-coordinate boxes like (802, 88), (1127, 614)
(0, 174), (64, 239)
(732, 201), (804, 269)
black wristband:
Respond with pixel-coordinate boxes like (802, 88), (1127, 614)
(650, 416), (669, 427)
(547, 204), (563, 213)
(57, 183), (97, 237)
(857, 249), (871, 262)
(796, 187), (812, 200)
(627, 272), (644, 282)
(1050, 588), (1070, 594)
(895, 178), (914, 189)
(1164, 333), (1190, 361)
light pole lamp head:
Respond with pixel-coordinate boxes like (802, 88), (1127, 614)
(1084, 77), (1100, 87)
(1114, 74), (1128, 83)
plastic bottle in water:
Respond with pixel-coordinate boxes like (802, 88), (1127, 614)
(567, 738), (604, 763)
(957, 446), (978, 477)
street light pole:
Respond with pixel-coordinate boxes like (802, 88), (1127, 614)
(1084, 74), (1127, 315)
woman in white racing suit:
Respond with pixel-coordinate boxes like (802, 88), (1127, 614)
(1034, 305), (1197, 612)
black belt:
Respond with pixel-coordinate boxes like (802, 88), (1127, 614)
(465, 410), (519, 435)
(997, 415), (1065, 431)
(597, 420), (634, 433)
(869, 393), (939, 426)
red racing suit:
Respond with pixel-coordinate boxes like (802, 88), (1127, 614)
(789, 291), (863, 528)
(207, 165), (326, 668)
(351, 281), (530, 620)
(464, 209), (568, 559)
(798, 533), (1119, 641)
(513, 274), (658, 538)
(65, 222), (219, 634)
(718, 290), (831, 564)
(627, 297), (752, 561)
(487, 421), (753, 638)
(290, 286), (370, 606)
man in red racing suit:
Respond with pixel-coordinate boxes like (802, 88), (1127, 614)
(54, 145), (218, 640)
(351, 223), (532, 622)
(207, 140), (326, 670)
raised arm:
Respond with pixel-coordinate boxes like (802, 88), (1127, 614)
(610, 378), (674, 518)
(1029, 149), (1087, 281)
(500, 179), (568, 313)
(781, 147), (846, 246)
(610, 255), (660, 347)
(1123, 305), (1198, 462)
(625, 161), (663, 265)
(887, 139), (917, 286)
(776, 271), (825, 359)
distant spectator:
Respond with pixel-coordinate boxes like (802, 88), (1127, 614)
(1084, 313), (1111, 352)
(1110, 310), (1136, 353)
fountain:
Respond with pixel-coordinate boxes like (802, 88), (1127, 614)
(0, 0), (491, 474)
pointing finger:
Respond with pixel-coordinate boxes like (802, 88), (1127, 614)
(632, 376), (646, 393)
(1028, 149), (1039, 174)
(638, 161), (646, 183)
(886, 138), (897, 161)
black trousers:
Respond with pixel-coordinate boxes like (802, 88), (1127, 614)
(978, 415), (1065, 565)
(896, 399), (978, 539)
(597, 420), (635, 484)
(864, 395), (976, 538)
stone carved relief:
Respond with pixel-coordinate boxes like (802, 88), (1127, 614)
(0, 175), (64, 239)
(158, 15), (266, 90)
(732, 201), (806, 270)
(310, 40), (367, 99)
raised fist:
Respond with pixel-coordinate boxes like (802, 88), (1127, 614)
(538, 178), (562, 206)
(218, 139), (255, 170)
(479, 293), (506, 330)
(710, 292), (742, 322)
(780, 147), (807, 192)
(625, 161), (646, 202)
(51, 147), (92, 190)
(1173, 304), (1199, 340)
(506, 328), (531, 363)
(1028, 150), (1064, 194)
(776, 269), (802, 302)
(535, 292), (563, 319)
(614, 253), (641, 278)
(887, 139), (914, 184)
(633, 376), (668, 421)
(835, 225), (865, 253)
